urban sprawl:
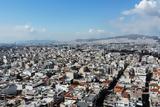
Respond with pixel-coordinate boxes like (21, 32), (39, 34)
(0, 40), (160, 107)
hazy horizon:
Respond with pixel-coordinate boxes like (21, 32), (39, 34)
(0, 0), (160, 43)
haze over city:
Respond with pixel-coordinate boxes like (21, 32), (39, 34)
(0, 0), (160, 107)
(0, 0), (160, 42)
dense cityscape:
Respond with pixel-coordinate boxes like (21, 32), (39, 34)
(0, 35), (160, 107)
(0, 0), (160, 107)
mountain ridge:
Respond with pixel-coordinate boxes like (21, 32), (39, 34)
(75, 34), (160, 42)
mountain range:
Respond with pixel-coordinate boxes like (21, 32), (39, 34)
(75, 34), (160, 42)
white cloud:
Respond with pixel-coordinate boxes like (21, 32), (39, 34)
(76, 28), (114, 39)
(0, 24), (48, 42)
(122, 0), (160, 17)
(88, 28), (94, 33)
(119, 17), (125, 21)
(15, 24), (46, 33)
(41, 28), (47, 32)
(88, 28), (105, 34)
(114, 16), (160, 34)
(112, 0), (160, 36)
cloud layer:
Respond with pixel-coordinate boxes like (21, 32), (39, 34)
(123, 0), (160, 17)
(0, 0), (159, 42)
(112, 0), (160, 36)
(76, 28), (114, 39)
(0, 24), (47, 42)
(15, 24), (46, 33)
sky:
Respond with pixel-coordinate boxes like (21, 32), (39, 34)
(0, 0), (160, 43)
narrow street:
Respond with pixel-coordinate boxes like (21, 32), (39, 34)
(142, 69), (152, 107)
(93, 63), (129, 107)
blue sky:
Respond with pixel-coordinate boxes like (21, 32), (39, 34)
(0, 0), (159, 42)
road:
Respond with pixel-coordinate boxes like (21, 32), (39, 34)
(93, 63), (129, 107)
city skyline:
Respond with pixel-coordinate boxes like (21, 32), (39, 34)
(0, 0), (160, 42)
